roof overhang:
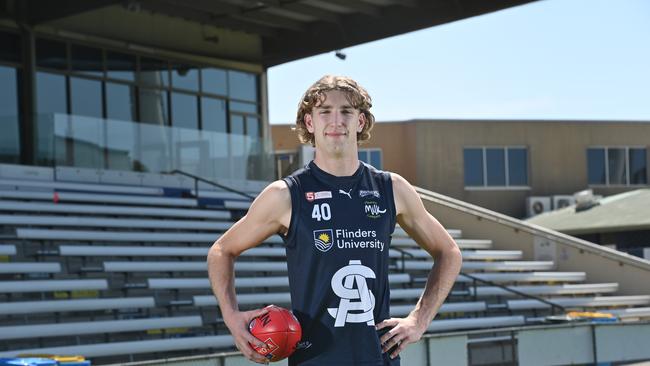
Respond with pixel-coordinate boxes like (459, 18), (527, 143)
(1, 0), (538, 67)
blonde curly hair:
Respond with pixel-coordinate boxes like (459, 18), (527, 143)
(294, 75), (375, 146)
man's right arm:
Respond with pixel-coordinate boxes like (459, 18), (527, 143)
(207, 180), (291, 364)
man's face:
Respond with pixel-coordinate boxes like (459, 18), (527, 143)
(305, 90), (365, 155)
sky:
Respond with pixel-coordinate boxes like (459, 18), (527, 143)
(268, 0), (650, 124)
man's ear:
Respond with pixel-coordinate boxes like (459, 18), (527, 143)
(305, 113), (315, 133)
(357, 113), (366, 133)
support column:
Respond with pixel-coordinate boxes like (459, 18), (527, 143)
(19, 25), (36, 165)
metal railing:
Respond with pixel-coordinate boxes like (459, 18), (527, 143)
(415, 187), (650, 271)
(169, 169), (255, 201)
(459, 272), (566, 314)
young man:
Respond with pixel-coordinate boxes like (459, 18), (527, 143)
(208, 76), (462, 365)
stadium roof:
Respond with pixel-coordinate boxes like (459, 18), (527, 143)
(1, 0), (537, 67)
(526, 189), (650, 235)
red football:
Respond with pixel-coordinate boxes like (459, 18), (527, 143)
(248, 305), (302, 362)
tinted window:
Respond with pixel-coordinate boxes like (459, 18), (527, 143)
(228, 70), (257, 102)
(246, 116), (259, 138)
(36, 72), (67, 115)
(139, 88), (168, 125)
(230, 114), (245, 156)
(231, 114), (244, 135)
(139, 58), (169, 87)
(171, 64), (199, 91)
(202, 97), (227, 133)
(230, 101), (257, 114)
(608, 148), (626, 185)
(464, 148), (483, 186)
(0, 66), (20, 162)
(106, 51), (135, 81)
(36, 38), (67, 70)
(486, 148), (505, 186)
(171, 92), (198, 129)
(629, 148), (647, 185)
(106, 82), (135, 122)
(508, 148), (528, 186)
(202, 68), (227, 95)
(70, 45), (103, 77)
(0, 31), (21, 63)
(70, 77), (102, 118)
(587, 148), (606, 184)
(0, 66), (18, 116)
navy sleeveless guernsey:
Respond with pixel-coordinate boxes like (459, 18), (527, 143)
(282, 160), (400, 366)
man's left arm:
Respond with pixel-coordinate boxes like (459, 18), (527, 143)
(377, 173), (463, 359)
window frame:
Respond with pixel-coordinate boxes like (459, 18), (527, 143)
(463, 146), (531, 190)
(32, 35), (262, 133)
(587, 145), (648, 187)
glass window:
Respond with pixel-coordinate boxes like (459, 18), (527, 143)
(230, 114), (244, 135)
(201, 97), (227, 133)
(0, 31), (21, 63)
(202, 68), (227, 95)
(486, 148), (505, 186)
(0, 66), (20, 162)
(139, 88), (168, 125)
(36, 72), (67, 115)
(70, 45), (103, 77)
(608, 148), (626, 185)
(230, 114), (245, 157)
(106, 51), (135, 81)
(508, 148), (528, 186)
(171, 92), (198, 130)
(36, 72), (67, 166)
(228, 70), (257, 102)
(0, 66), (19, 116)
(171, 64), (199, 91)
(587, 148), (606, 185)
(139, 58), (169, 87)
(370, 150), (382, 169)
(246, 116), (259, 138)
(70, 77), (102, 118)
(36, 38), (67, 70)
(106, 82), (135, 122)
(106, 119), (137, 171)
(629, 148), (647, 185)
(464, 148), (483, 186)
(230, 101), (257, 114)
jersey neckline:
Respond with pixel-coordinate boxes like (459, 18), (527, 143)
(308, 160), (365, 186)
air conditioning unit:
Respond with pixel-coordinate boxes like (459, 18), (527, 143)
(552, 195), (576, 210)
(526, 196), (552, 217)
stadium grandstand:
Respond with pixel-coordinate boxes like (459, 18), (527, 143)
(1, 0), (649, 365)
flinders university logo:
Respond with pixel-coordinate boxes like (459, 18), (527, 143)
(327, 260), (376, 327)
(313, 229), (334, 252)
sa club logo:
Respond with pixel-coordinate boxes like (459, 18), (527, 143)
(313, 229), (334, 252)
(327, 260), (376, 327)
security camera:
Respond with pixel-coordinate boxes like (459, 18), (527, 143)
(335, 50), (346, 60)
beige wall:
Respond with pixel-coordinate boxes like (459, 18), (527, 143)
(271, 120), (650, 218)
(271, 122), (419, 181)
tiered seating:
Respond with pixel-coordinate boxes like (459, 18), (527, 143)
(1, 175), (649, 364)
